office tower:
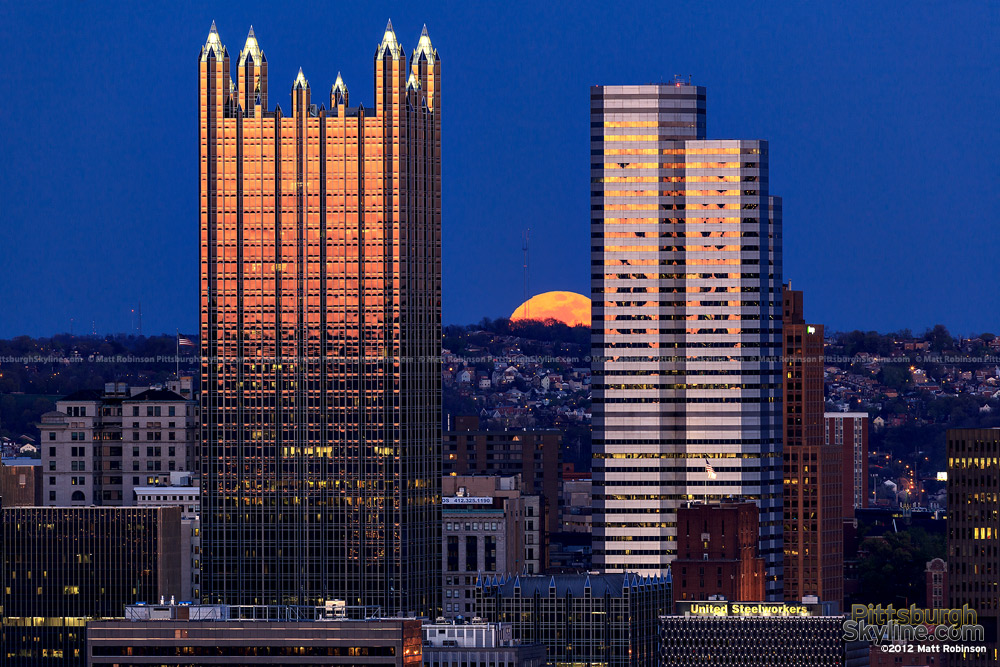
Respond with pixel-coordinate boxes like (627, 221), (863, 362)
(39, 384), (199, 506)
(782, 288), (842, 608)
(198, 22), (441, 615)
(89, 604), (423, 666)
(672, 501), (766, 603)
(662, 600), (869, 667)
(591, 83), (784, 598)
(825, 411), (870, 514)
(947, 428), (1000, 666)
(478, 573), (671, 667)
(441, 475), (542, 618)
(1, 506), (182, 667)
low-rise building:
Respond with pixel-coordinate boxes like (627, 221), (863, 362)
(422, 621), (545, 667)
(477, 573), (670, 667)
(1, 456), (42, 506)
(87, 604), (422, 666)
(134, 472), (201, 601)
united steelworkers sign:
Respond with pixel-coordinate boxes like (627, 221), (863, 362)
(676, 601), (823, 618)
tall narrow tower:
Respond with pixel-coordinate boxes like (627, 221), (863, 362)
(590, 83), (784, 599)
(199, 21), (441, 617)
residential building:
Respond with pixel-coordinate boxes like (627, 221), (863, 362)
(947, 428), (1000, 666)
(1, 506), (182, 667)
(662, 599), (868, 667)
(134, 472), (201, 601)
(784, 288), (842, 608)
(39, 384), (199, 506)
(87, 604), (422, 666)
(826, 411), (870, 514)
(444, 416), (562, 536)
(477, 573), (670, 667)
(926, 557), (947, 610)
(671, 501), (765, 603)
(591, 82), (784, 598)
(422, 622), (546, 667)
(198, 21), (441, 615)
(1, 456), (42, 506)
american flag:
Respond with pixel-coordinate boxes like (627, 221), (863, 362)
(705, 459), (717, 479)
(178, 335), (195, 347)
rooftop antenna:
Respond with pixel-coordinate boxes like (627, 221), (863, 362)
(138, 300), (143, 337)
(522, 229), (530, 319)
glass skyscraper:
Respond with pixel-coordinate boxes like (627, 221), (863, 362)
(591, 83), (784, 598)
(199, 21), (441, 616)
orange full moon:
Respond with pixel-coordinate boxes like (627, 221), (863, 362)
(510, 291), (591, 327)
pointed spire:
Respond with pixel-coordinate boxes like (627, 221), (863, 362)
(377, 18), (402, 60)
(406, 71), (421, 91)
(413, 23), (437, 63)
(331, 71), (349, 105)
(239, 25), (263, 67)
(293, 67), (309, 90)
(201, 21), (225, 62)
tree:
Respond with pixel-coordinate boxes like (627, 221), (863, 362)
(855, 528), (945, 608)
(924, 324), (954, 353)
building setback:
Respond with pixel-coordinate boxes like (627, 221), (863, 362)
(422, 622), (546, 667)
(947, 428), (1000, 666)
(591, 83), (783, 597)
(477, 572), (670, 667)
(783, 288), (842, 608)
(87, 605), (422, 666)
(198, 21), (441, 615)
(1, 506), (182, 667)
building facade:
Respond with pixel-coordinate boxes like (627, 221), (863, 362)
(671, 501), (765, 603)
(477, 573), (670, 667)
(947, 428), (1000, 666)
(39, 384), (199, 506)
(134, 474), (201, 602)
(422, 622), (546, 667)
(1, 457), (42, 506)
(662, 600), (868, 667)
(87, 605), (422, 666)
(825, 411), (870, 515)
(1, 506), (182, 667)
(590, 83), (783, 597)
(444, 416), (562, 537)
(783, 288), (842, 608)
(198, 22), (441, 615)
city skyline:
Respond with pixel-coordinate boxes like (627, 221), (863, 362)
(1, 2), (997, 338)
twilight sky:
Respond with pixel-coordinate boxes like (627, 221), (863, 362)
(1, 1), (997, 337)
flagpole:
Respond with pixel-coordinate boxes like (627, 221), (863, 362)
(176, 329), (179, 380)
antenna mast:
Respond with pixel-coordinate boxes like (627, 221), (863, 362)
(522, 229), (530, 319)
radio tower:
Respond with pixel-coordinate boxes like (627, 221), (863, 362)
(522, 229), (530, 319)
(137, 301), (143, 336)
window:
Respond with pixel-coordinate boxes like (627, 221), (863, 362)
(133, 406), (139, 416)
(49, 491), (56, 501)
(168, 406), (175, 417)
(168, 447), (175, 457)
(71, 491), (85, 502)
(169, 432), (176, 441)
(48, 431), (55, 441)
(154, 406), (161, 417)
(49, 447), (56, 457)
(147, 406), (154, 417)
(79, 407), (86, 417)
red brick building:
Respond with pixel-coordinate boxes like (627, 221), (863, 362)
(672, 501), (765, 603)
(825, 411), (870, 515)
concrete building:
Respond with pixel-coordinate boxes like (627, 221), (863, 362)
(477, 573), (670, 667)
(134, 472), (201, 602)
(442, 475), (540, 618)
(198, 21), (441, 615)
(422, 622), (545, 667)
(671, 501), (765, 603)
(947, 428), (1000, 666)
(826, 411), (870, 515)
(444, 416), (563, 538)
(1, 506), (182, 667)
(39, 383), (199, 506)
(590, 83), (784, 597)
(87, 604), (422, 665)
(0, 456), (42, 506)
(561, 475), (592, 533)
(661, 600), (868, 666)
(784, 288), (842, 608)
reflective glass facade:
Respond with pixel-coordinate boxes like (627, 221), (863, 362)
(591, 84), (783, 598)
(1, 506), (182, 667)
(199, 22), (441, 616)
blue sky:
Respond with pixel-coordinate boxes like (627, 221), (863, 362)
(1, 1), (997, 336)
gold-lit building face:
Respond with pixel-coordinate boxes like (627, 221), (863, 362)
(198, 21), (441, 616)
